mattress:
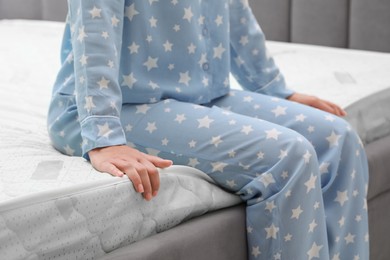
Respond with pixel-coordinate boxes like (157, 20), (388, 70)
(0, 20), (242, 259)
(267, 42), (390, 144)
(0, 19), (389, 259)
(231, 41), (390, 144)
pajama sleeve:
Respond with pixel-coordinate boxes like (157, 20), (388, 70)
(229, 0), (294, 98)
(67, 0), (127, 158)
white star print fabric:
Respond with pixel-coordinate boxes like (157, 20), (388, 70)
(50, 0), (292, 156)
(47, 0), (369, 259)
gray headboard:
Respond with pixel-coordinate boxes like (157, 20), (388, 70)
(1, 0), (389, 53)
(250, 0), (390, 53)
(0, 0), (67, 22)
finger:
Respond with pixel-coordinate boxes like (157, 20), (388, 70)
(332, 105), (344, 116)
(324, 101), (347, 116)
(139, 159), (160, 197)
(123, 166), (145, 194)
(97, 161), (124, 177)
(334, 105), (347, 116)
(110, 159), (146, 194)
(313, 101), (336, 115)
(133, 163), (153, 201)
(114, 159), (156, 201)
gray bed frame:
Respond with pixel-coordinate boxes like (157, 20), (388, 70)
(1, 0), (389, 259)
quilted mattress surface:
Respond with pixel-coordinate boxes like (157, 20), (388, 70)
(0, 19), (389, 259)
(231, 40), (390, 144)
(265, 42), (390, 144)
(0, 20), (242, 259)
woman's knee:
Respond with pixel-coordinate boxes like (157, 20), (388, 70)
(241, 129), (319, 200)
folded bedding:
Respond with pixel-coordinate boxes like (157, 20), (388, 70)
(1, 19), (390, 259)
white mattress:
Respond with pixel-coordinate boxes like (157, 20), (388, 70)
(230, 39), (390, 144)
(265, 42), (390, 144)
(0, 20), (242, 259)
(0, 19), (389, 259)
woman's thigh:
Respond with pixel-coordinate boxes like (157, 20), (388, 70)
(121, 98), (316, 198)
(207, 90), (351, 146)
(207, 90), (367, 190)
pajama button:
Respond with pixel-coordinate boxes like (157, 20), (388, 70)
(202, 63), (210, 71)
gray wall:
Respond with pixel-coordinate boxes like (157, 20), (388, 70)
(1, 0), (389, 52)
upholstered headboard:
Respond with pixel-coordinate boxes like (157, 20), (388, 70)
(250, 0), (390, 53)
(1, 0), (389, 52)
(0, 0), (67, 21)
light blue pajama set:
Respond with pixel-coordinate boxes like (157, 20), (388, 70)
(47, 0), (369, 259)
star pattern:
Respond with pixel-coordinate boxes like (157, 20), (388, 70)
(326, 131), (342, 147)
(211, 162), (228, 173)
(97, 122), (113, 138)
(259, 172), (275, 188)
(335, 190), (349, 206)
(241, 125), (254, 135)
(84, 96), (96, 112)
(265, 128), (282, 140)
(303, 150), (312, 164)
(197, 116), (214, 128)
(265, 224), (279, 239)
(64, 145), (75, 156)
(307, 242), (323, 260)
(291, 205), (303, 219)
(125, 4), (139, 21)
(122, 73), (137, 88)
(304, 174), (317, 193)
(49, 1), (369, 259)
(319, 162), (330, 174)
(67, 0), (284, 131)
(97, 77), (110, 89)
(271, 106), (287, 117)
(89, 6), (102, 19)
(252, 246), (261, 257)
(143, 56), (159, 71)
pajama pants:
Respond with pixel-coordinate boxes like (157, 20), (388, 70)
(48, 90), (369, 260)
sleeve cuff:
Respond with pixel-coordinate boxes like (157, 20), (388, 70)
(80, 116), (127, 159)
(253, 73), (295, 99)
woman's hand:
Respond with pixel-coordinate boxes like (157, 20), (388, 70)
(88, 145), (172, 201)
(287, 92), (347, 117)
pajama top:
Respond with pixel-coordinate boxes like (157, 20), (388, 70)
(53, 0), (294, 157)
(49, 1), (370, 259)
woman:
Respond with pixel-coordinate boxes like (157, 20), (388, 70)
(47, 0), (369, 259)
